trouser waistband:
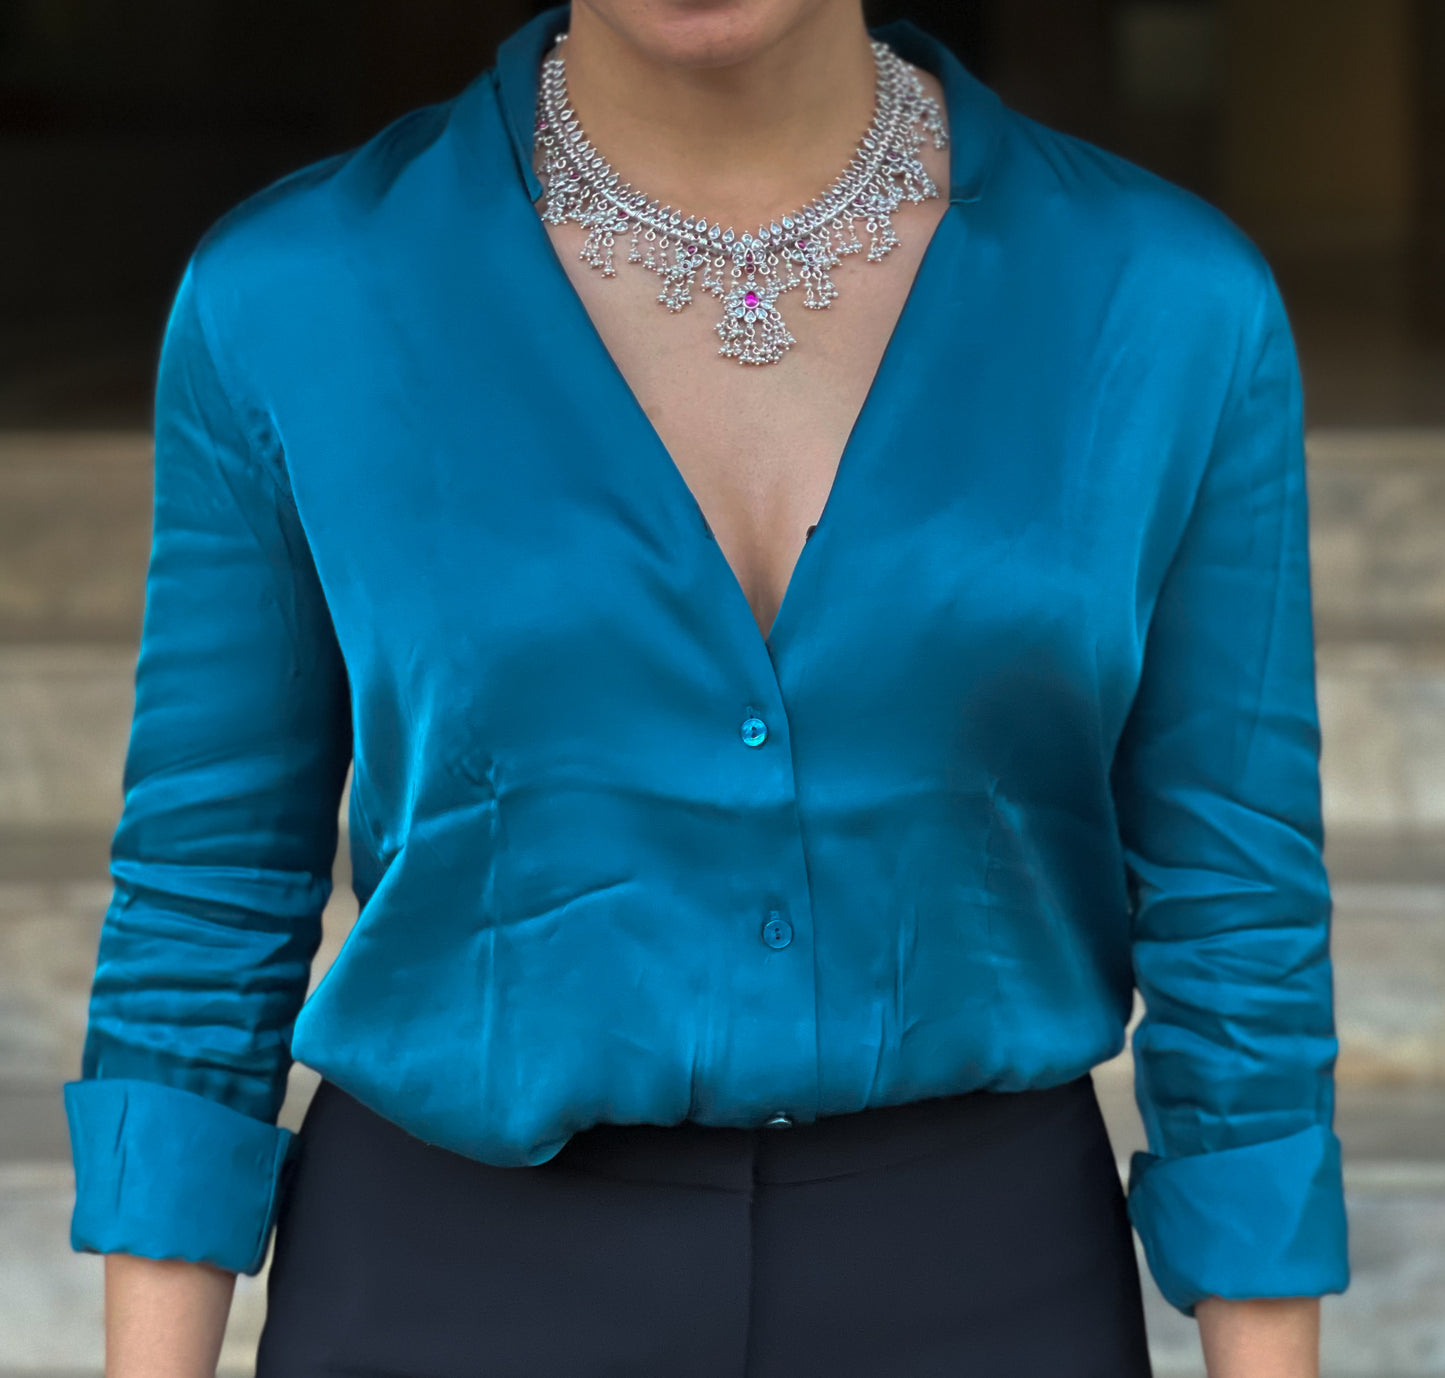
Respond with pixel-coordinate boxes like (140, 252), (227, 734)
(547, 1072), (1100, 1191)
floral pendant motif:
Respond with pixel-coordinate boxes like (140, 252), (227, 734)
(718, 276), (794, 365)
(534, 33), (948, 368)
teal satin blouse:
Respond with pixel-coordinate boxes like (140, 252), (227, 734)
(62, 3), (1350, 1319)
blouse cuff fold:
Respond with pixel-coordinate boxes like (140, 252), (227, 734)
(1126, 1121), (1350, 1318)
(62, 1076), (296, 1276)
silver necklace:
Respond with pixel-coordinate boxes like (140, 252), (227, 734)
(533, 34), (948, 366)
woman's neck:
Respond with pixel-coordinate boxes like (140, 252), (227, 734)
(555, 1), (877, 232)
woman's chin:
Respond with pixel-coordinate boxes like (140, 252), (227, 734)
(570, 0), (836, 71)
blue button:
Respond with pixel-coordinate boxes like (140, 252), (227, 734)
(762, 914), (793, 949)
(763, 1112), (794, 1128)
(740, 716), (768, 747)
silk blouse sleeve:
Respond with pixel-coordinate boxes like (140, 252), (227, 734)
(61, 250), (353, 1275)
(1112, 263), (1350, 1317)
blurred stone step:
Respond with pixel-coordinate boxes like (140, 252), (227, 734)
(3, 427), (1445, 644)
(0, 433), (151, 647)
(1316, 640), (1445, 834)
(1307, 429), (1445, 644)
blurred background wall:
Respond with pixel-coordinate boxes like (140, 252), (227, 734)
(1, 4), (1442, 1376)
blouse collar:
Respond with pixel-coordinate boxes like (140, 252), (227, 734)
(489, 2), (1004, 208)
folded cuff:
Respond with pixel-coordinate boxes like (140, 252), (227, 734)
(63, 1076), (296, 1276)
(1126, 1120), (1350, 1318)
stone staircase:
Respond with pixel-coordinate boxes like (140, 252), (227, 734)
(1, 428), (1442, 1377)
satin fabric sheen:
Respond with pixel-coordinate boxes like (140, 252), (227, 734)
(62, 3), (1349, 1320)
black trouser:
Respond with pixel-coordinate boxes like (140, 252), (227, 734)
(255, 1070), (1154, 1377)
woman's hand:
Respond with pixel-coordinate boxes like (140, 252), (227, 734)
(1196, 1294), (1321, 1378)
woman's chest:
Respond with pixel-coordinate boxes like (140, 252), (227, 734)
(271, 223), (1212, 754)
(537, 203), (950, 643)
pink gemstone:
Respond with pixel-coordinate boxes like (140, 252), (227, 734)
(687, 244), (698, 254)
(744, 291), (759, 309)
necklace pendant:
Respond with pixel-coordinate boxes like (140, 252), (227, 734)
(716, 276), (795, 366)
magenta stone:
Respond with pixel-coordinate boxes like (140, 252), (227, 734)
(744, 291), (760, 308)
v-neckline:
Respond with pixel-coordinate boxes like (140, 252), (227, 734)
(533, 208), (958, 671)
(506, 61), (959, 673)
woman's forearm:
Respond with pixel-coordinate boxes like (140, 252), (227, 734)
(1196, 1295), (1321, 1378)
(104, 1252), (237, 1378)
